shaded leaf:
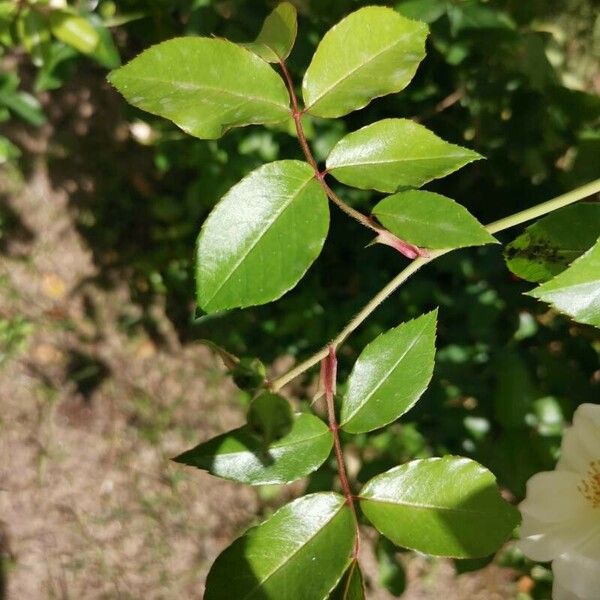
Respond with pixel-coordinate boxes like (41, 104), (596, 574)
(504, 203), (600, 283)
(395, 0), (447, 23)
(340, 311), (437, 434)
(173, 412), (333, 485)
(376, 537), (406, 597)
(528, 237), (600, 328)
(247, 392), (293, 445)
(87, 13), (121, 69)
(205, 493), (354, 599)
(359, 456), (520, 558)
(329, 560), (365, 600)
(49, 10), (100, 54)
(302, 7), (427, 118)
(245, 2), (297, 62)
(108, 38), (289, 139)
(196, 160), (329, 312)
(373, 190), (496, 249)
(327, 119), (481, 193)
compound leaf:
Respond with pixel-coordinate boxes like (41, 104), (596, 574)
(340, 311), (437, 434)
(245, 2), (297, 62)
(373, 190), (496, 249)
(528, 237), (600, 328)
(302, 7), (427, 118)
(196, 160), (329, 312)
(504, 203), (600, 283)
(108, 37), (289, 139)
(359, 457), (520, 558)
(205, 493), (355, 599)
(327, 119), (481, 193)
(173, 412), (332, 485)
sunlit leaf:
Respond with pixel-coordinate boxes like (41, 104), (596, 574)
(49, 10), (100, 54)
(327, 119), (481, 193)
(108, 38), (290, 139)
(359, 456), (520, 557)
(373, 190), (496, 249)
(528, 237), (600, 328)
(504, 203), (600, 283)
(205, 493), (354, 599)
(245, 2), (297, 62)
(173, 412), (332, 485)
(340, 311), (437, 434)
(302, 7), (427, 118)
(196, 160), (329, 312)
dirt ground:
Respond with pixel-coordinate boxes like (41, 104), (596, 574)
(0, 123), (517, 600)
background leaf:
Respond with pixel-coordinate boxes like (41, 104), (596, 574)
(246, 392), (293, 445)
(327, 119), (481, 193)
(528, 237), (600, 328)
(340, 310), (437, 434)
(196, 160), (329, 312)
(504, 203), (600, 283)
(173, 412), (332, 485)
(373, 190), (497, 249)
(108, 38), (290, 139)
(329, 560), (365, 600)
(359, 456), (520, 558)
(204, 493), (355, 599)
(49, 10), (100, 54)
(245, 2), (297, 62)
(302, 7), (427, 118)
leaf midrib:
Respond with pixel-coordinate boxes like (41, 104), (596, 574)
(330, 153), (474, 169)
(341, 319), (429, 426)
(359, 494), (494, 516)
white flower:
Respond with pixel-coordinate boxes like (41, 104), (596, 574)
(518, 403), (600, 600)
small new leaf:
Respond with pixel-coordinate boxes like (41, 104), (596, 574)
(359, 456), (520, 558)
(244, 2), (297, 62)
(340, 310), (437, 434)
(204, 493), (355, 599)
(373, 190), (497, 249)
(302, 7), (428, 118)
(173, 412), (333, 485)
(196, 160), (329, 312)
(528, 237), (600, 328)
(108, 38), (289, 139)
(327, 119), (482, 193)
(504, 203), (600, 283)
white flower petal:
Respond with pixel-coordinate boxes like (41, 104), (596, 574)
(553, 578), (585, 600)
(518, 514), (592, 562)
(519, 471), (592, 522)
(552, 526), (600, 600)
(557, 403), (600, 473)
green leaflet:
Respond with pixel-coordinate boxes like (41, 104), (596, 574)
(327, 119), (481, 193)
(49, 10), (100, 54)
(196, 160), (329, 313)
(173, 412), (332, 485)
(359, 457), (520, 558)
(528, 237), (600, 328)
(244, 2), (297, 62)
(329, 560), (365, 600)
(204, 493), (355, 600)
(108, 37), (290, 139)
(340, 311), (437, 434)
(504, 203), (600, 283)
(302, 7), (427, 118)
(246, 392), (294, 446)
(373, 190), (496, 249)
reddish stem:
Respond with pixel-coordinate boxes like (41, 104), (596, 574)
(321, 346), (361, 559)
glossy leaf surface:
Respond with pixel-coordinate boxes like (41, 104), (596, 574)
(245, 2), (297, 62)
(327, 119), (481, 193)
(49, 10), (100, 54)
(360, 457), (520, 558)
(108, 38), (289, 139)
(504, 203), (600, 283)
(528, 237), (600, 328)
(196, 160), (329, 312)
(302, 7), (427, 118)
(173, 412), (332, 485)
(373, 190), (496, 249)
(205, 493), (354, 599)
(340, 311), (437, 433)
(329, 560), (365, 600)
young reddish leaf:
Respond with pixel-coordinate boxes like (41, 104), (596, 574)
(205, 493), (355, 599)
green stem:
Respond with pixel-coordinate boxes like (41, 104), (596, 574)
(270, 177), (600, 392)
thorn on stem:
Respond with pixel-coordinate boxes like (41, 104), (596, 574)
(371, 229), (428, 259)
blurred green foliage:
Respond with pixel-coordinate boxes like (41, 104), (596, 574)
(1, 1), (599, 595)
